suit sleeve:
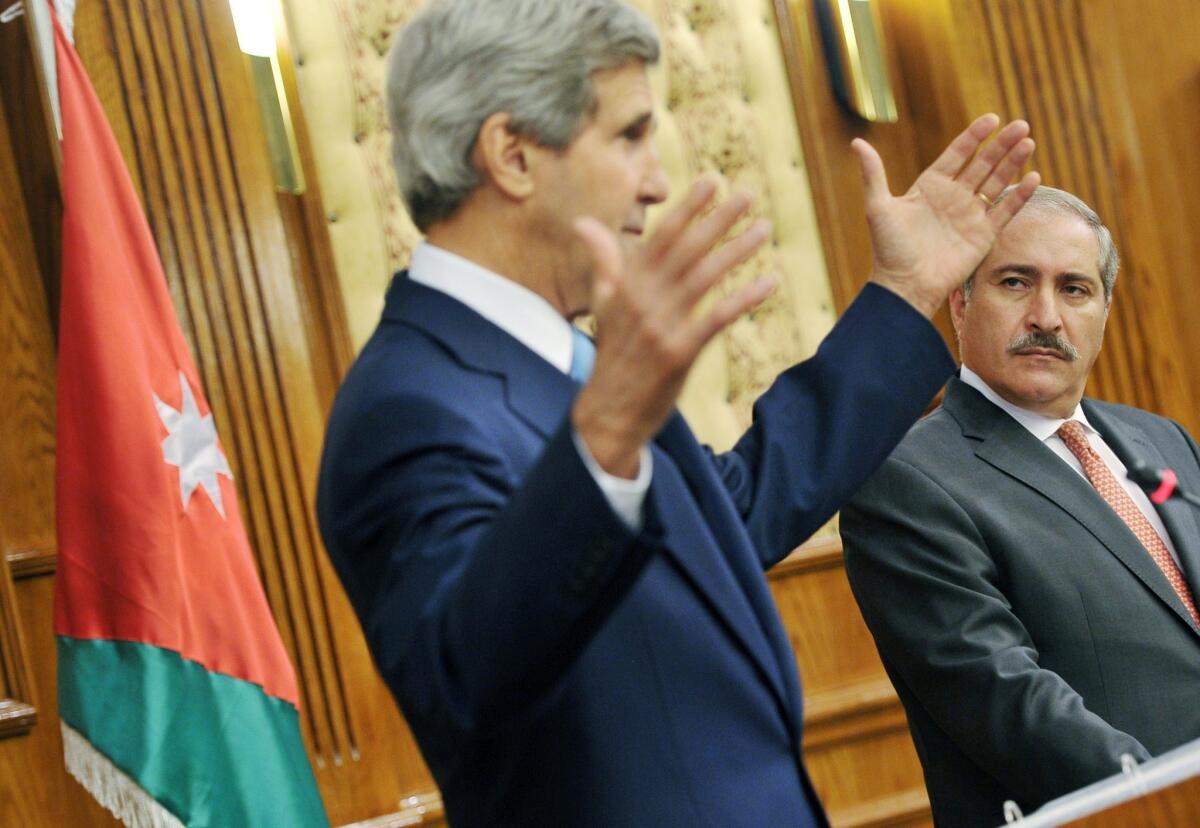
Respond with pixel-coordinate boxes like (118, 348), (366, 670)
(317, 397), (661, 737)
(712, 283), (956, 566)
(840, 454), (1151, 807)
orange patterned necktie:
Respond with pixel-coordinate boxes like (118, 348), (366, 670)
(1057, 421), (1200, 626)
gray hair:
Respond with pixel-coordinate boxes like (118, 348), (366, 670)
(386, 0), (660, 231)
(964, 185), (1120, 304)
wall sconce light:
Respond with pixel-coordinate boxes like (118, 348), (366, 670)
(814, 0), (898, 123)
(229, 0), (304, 193)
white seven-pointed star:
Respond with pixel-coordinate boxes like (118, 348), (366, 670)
(153, 371), (233, 518)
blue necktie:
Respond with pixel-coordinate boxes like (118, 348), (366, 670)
(569, 327), (595, 384)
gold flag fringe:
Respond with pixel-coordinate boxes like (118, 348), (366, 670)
(61, 721), (185, 828)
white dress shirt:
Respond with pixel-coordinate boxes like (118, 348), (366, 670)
(408, 242), (651, 529)
(960, 366), (1180, 565)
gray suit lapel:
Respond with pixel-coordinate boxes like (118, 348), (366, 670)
(1084, 402), (1200, 635)
(945, 380), (1200, 635)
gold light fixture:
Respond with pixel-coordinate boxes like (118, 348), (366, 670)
(815, 0), (898, 124)
(228, 0), (304, 193)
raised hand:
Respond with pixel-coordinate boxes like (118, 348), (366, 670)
(854, 114), (1040, 318)
(571, 179), (774, 478)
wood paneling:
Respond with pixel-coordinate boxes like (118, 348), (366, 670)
(0, 9), (113, 824)
(0, 2), (62, 335)
(770, 538), (931, 827)
(0, 6), (52, 751)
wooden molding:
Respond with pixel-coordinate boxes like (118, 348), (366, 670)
(6, 547), (57, 580)
(0, 561), (37, 739)
(341, 791), (444, 828)
(770, 534), (844, 577)
(828, 787), (931, 828)
(804, 677), (909, 751)
(0, 699), (38, 738)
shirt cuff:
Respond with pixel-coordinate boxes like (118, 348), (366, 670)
(571, 430), (652, 531)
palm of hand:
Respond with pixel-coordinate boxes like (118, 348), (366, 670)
(871, 172), (997, 294)
(854, 114), (1039, 316)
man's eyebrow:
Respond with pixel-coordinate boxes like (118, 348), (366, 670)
(989, 263), (1039, 277)
(990, 263), (1100, 284)
(618, 111), (655, 134)
(1057, 270), (1101, 284)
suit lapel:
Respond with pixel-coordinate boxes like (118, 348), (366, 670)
(653, 413), (800, 732)
(386, 273), (800, 722)
(946, 380), (1200, 635)
(383, 272), (578, 439)
(1083, 402), (1200, 635)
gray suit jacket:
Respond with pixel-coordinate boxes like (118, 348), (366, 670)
(841, 378), (1200, 828)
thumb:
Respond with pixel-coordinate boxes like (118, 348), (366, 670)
(851, 138), (891, 210)
(574, 216), (623, 308)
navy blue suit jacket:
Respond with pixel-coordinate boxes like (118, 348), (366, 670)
(317, 274), (953, 826)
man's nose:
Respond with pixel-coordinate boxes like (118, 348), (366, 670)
(1026, 286), (1063, 331)
(640, 146), (669, 205)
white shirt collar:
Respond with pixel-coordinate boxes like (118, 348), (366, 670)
(959, 365), (1094, 442)
(407, 242), (573, 373)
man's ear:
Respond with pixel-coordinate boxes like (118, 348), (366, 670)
(949, 286), (967, 338)
(473, 112), (536, 200)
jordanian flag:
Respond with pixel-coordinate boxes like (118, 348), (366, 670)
(52, 10), (327, 827)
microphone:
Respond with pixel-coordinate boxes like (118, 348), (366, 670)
(1127, 462), (1200, 509)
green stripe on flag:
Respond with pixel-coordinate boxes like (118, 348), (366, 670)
(58, 637), (327, 827)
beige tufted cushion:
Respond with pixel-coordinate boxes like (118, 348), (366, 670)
(287, 0), (838, 455)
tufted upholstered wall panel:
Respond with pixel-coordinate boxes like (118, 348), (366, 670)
(285, 0), (839, 454)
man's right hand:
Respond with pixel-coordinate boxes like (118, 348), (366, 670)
(855, 114), (1041, 318)
(571, 179), (774, 479)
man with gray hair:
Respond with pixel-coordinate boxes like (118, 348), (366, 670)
(842, 185), (1200, 827)
(317, 0), (1039, 824)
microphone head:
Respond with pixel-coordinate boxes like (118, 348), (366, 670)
(1126, 461), (1165, 490)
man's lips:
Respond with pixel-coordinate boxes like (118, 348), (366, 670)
(1012, 347), (1067, 359)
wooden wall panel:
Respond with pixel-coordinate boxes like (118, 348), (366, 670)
(770, 538), (931, 827)
(0, 113), (42, 734)
(0, 9), (115, 824)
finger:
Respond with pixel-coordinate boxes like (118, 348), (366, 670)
(976, 137), (1035, 202)
(574, 216), (624, 308)
(957, 120), (1031, 192)
(644, 177), (719, 262)
(926, 113), (1001, 178)
(987, 170), (1041, 231)
(851, 138), (891, 209)
(659, 190), (755, 279)
(688, 275), (778, 353)
(677, 219), (772, 310)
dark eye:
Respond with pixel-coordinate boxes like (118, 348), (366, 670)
(1000, 276), (1027, 289)
(1062, 283), (1090, 296)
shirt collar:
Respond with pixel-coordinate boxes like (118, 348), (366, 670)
(407, 242), (573, 374)
(960, 365), (1094, 442)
